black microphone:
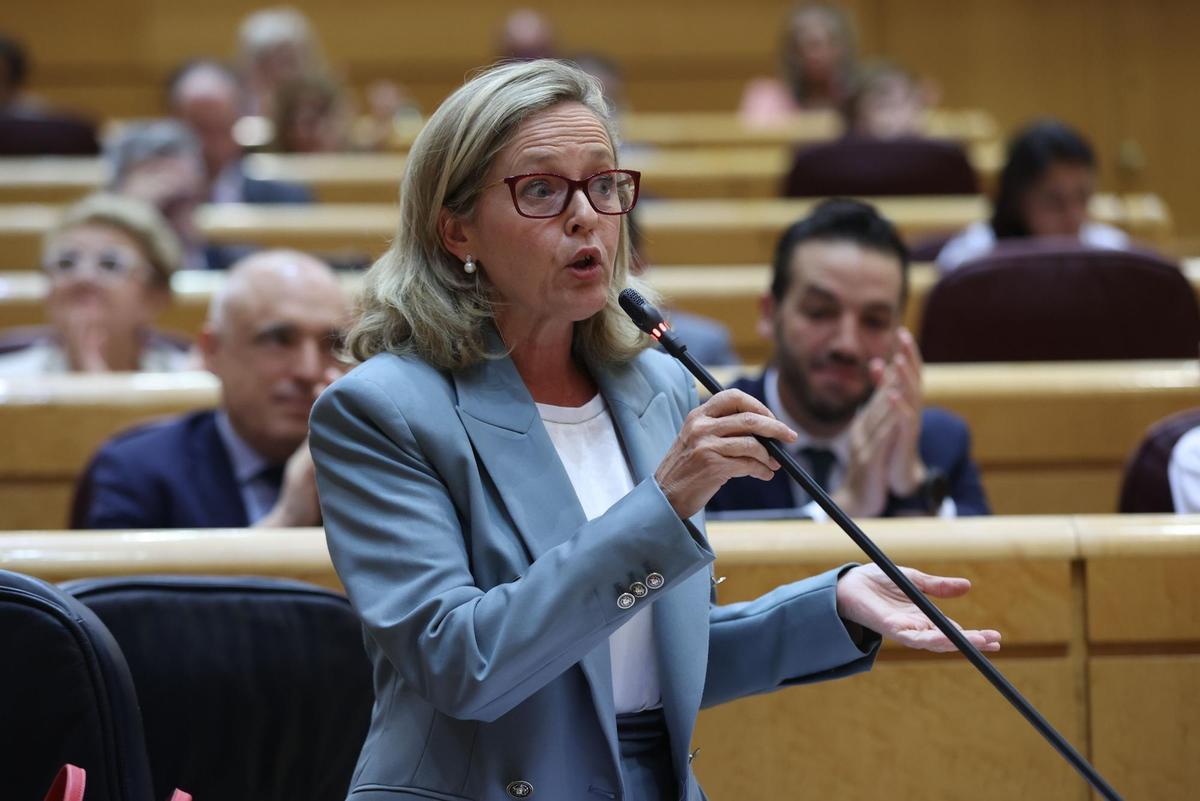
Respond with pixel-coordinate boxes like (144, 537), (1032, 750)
(618, 286), (1123, 801)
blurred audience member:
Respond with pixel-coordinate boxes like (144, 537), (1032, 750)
(236, 6), (325, 116)
(707, 199), (988, 519)
(74, 250), (349, 529)
(1170, 425), (1200, 513)
(842, 61), (930, 140)
(627, 211), (739, 367)
(107, 120), (249, 270)
(271, 72), (352, 152)
(168, 59), (312, 202)
(0, 194), (190, 375)
(571, 53), (629, 116)
(0, 34), (100, 155)
(937, 119), (1129, 272)
(498, 9), (558, 61)
(739, 2), (858, 125)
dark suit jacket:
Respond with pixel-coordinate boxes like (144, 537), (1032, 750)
(707, 373), (991, 517)
(241, 174), (313, 204)
(73, 410), (251, 529)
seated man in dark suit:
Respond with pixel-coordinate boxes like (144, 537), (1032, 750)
(168, 59), (313, 204)
(707, 198), (989, 519)
(74, 249), (349, 529)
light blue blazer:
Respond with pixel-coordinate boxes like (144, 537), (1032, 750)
(309, 341), (879, 801)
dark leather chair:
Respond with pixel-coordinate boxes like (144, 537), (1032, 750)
(0, 570), (154, 801)
(919, 241), (1200, 362)
(1119, 409), (1200, 512)
(62, 575), (374, 801)
(0, 111), (101, 156)
(781, 136), (978, 198)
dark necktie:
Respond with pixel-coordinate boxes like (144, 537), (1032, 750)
(798, 446), (837, 500)
(256, 463), (286, 492)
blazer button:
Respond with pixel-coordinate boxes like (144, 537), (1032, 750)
(645, 572), (665, 590)
(616, 592), (636, 610)
(507, 780), (533, 798)
(629, 581), (648, 598)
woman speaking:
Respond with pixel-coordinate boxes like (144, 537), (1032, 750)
(310, 59), (999, 801)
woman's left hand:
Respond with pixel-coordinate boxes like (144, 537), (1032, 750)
(836, 564), (1002, 653)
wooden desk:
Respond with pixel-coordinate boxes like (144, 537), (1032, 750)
(0, 140), (1004, 205)
(1, 362), (1195, 530)
(2, 514), (1193, 800)
(385, 109), (999, 151)
(0, 194), (1168, 271)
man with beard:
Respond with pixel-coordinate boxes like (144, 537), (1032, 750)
(706, 199), (989, 519)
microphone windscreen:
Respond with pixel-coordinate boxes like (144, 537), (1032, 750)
(619, 287), (665, 334)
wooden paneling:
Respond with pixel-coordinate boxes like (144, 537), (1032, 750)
(6, 1), (1198, 241)
(1089, 656), (1200, 801)
(7, 515), (1196, 800)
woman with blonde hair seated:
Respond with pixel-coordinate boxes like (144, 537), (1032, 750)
(0, 193), (193, 375)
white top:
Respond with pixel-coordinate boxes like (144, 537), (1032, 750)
(0, 337), (196, 376)
(1168, 426), (1200, 514)
(536, 393), (661, 714)
(935, 220), (1131, 274)
(763, 368), (957, 520)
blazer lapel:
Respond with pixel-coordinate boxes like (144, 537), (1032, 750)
(192, 412), (250, 527)
(592, 357), (711, 779)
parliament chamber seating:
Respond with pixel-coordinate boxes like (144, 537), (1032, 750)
(782, 137), (979, 198)
(1119, 408), (1200, 513)
(2, 515), (1196, 801)
(0, 361), (1196, 531)
(0, 569), (155, 801)
(919, 243), (1200, 362)
(61, 575), (373, 801)
(0, 193), (1170, 271)
(6, 258), (1200, 367)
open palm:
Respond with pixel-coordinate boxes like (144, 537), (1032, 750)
(836, 564), (1002, 653)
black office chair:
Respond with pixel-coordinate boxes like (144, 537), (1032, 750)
(782, 136), (979, 198)
(0, 570), (154, 801)
(63, 575), (375, 801)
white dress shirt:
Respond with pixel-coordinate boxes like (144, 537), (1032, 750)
(1168, 426), (1200, 513)
(214, 411), (284, 524)
(763, 368), (957, 519)
(537, 394), (662, 714)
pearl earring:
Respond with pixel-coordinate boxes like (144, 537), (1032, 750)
(464, 255), (477, 275)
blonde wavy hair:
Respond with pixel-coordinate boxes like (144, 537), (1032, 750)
(346, 59), (655, 369)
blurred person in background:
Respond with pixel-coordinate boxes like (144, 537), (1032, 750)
(740, 2), (859, 125)
(937, 119), (1130, 272)
(106, 120), (253, 270)
(841, 61), (932, 141)
(271, 71), (353, 152)
(74, 249), (349, 529)
(168, 59), (312, 202)
(497, 8), (558, 61)
(0, 194), (191, 375)
(0, 34), (100, 155)
(236, 6), (325, 117)
(708, 199), (989, 519)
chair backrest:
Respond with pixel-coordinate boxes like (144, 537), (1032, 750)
(919, 241), (1200, 362)
(1119, 408), (1200, 513)
(781, 136), (979, 198)
(0, 112), (101, 156)
(62, 575), (375, 801)
(0, 570), (154, 801)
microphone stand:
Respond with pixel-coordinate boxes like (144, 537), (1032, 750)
(621, 290), (1122, 801)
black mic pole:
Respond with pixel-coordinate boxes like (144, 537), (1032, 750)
(618, 288), (1122, 801)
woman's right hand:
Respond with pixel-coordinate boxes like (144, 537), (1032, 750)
(655, 389), (797, 519)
